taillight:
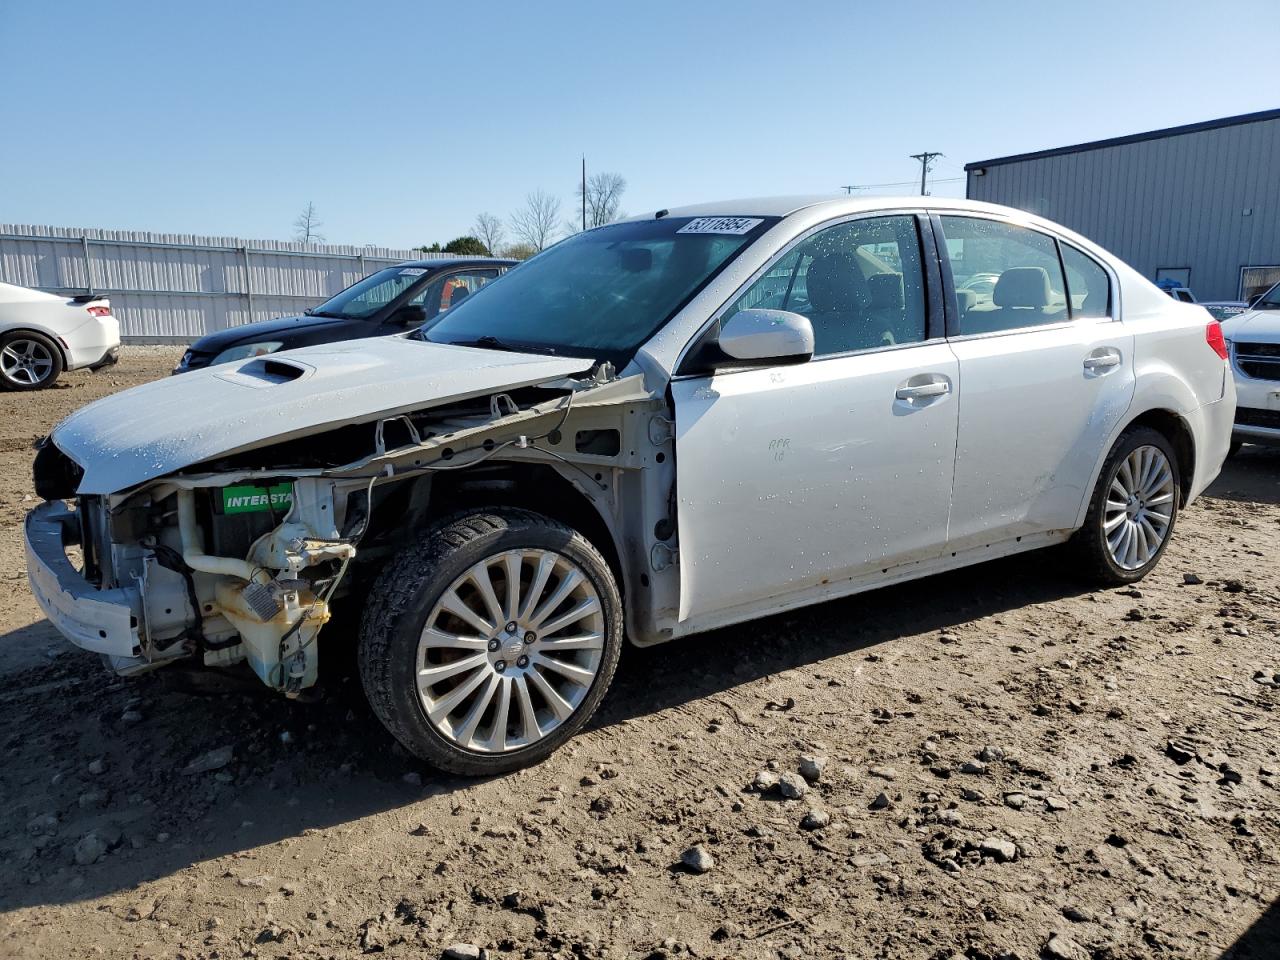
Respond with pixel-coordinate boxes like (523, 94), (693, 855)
(1206, 320), (1229, 360)
(86, 305), (111, 318)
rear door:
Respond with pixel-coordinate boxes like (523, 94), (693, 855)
(936, 214), (1135, 551)
(672, 213), (958, 622)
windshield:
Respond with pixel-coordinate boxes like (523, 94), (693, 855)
(312, 266), (431, 319)
(421, 216), (775, 363)
(1257, 282), (1280, 310)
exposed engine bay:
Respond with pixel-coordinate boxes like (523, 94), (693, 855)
(29, 363), (679, 695)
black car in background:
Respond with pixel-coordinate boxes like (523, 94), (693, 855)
(174, 257), (515, 372)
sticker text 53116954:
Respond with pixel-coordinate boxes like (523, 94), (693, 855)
(676, 217), (764, 235)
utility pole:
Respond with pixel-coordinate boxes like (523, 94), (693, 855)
(581, 156), (587, 231)
(840, 185), (859, 195)
(909, 152), (943, 196)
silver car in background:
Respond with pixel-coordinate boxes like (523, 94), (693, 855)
(25, 196), (1234, 775)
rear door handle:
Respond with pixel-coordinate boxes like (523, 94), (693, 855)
(1083, 350), (1122, 372)
(895, 380), (951, 401)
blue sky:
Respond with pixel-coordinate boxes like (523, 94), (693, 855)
(2, 0), (1276, 249)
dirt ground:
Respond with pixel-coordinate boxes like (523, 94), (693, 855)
(0, 347), (1277, 960)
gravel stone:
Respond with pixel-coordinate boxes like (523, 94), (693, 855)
(753, 769), (780, 792)
(798, 755), (828, 783)
(1044, 934), (1090, 960)
(680, 844), (715, 873)
(442, 945), (483, 960)
(778, 772), (808, 799)
(800, 807), (831, 830)
(960, 760), (987, 775)
(980, 837), (1018, 862)
(181, 746), (234, 775)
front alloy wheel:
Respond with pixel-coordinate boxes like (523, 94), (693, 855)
(416, 548), (606, 752)
(359, 509), (622, 775)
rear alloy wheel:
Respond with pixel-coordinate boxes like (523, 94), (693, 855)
(359, 509), (622, 775)
(0, 332), (63, 390)
(1073, 426), (1180, 584)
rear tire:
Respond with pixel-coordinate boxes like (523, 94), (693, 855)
(1071, 426), (1180, 585)
(0, 331), (63, 390)
(358, 508), (623, 776)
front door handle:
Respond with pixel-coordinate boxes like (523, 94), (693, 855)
(1083, 350), (1122, 372)
(895, 380), (951, 401)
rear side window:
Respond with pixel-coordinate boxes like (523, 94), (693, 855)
(1061, 245), (1111, 318)
(940, 216), (1068, 335)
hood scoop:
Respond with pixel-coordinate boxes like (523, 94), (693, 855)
(213, 356), (314, 388)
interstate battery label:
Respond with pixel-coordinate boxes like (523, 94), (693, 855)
(220, 483), (293, 515)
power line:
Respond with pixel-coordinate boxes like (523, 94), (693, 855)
(839, 177), (963, 192)
(909, 151), (944, 195)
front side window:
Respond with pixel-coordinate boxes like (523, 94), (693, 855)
(723, 215), (927, 356)
(941, 217), (1068, 335)
(311, 266), (430, 320)
(1061, 245), (1111, 318)
(423, 217), (774, 364)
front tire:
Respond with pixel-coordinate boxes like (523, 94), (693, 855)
(358, 509), (623, 775)
(1072, 426), (1180, 584)
(0, 331), (63, 390)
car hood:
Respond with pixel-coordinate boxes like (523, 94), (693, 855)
(53, 336), (592, 494)
(1221, 309), (1280, 341)
(188, 313), (354, 354)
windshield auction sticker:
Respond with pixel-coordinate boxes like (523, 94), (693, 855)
(399, 268), (427, 277)
(677, 217), (764, 235)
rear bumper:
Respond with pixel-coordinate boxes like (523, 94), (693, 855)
(24, 501), (141, 658)
(65, 317), (121, 370)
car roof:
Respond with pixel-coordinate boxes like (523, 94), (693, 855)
(395, 257), (517, 269)
(624, 194), (1035, 221)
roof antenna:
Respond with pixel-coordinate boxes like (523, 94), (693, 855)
(654, 209), (669, 219)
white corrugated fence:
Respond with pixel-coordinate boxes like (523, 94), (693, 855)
(0, 225), (453, 341)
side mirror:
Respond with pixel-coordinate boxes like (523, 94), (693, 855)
(716, 309), (814, 365)
(389, 304), (428, 327)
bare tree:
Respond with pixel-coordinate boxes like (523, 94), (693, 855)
(575, 172), (627, 228)
(509, 190), (562, 252)
(473, 212), (506, 256)
(293, 202), (325, 244)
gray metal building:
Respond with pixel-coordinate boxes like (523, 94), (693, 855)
(965, 109), (1280, 302)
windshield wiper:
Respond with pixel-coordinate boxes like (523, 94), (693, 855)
(442, 335), (559, 356)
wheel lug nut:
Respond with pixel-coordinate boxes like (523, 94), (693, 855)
(487, 639), (500, 652)
(516, 655), (529, 668)
(505, 621), (518, 633)
(494, 660), (506, 673)
(524, 631), (536, 644)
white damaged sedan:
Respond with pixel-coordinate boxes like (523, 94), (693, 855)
(25, 197), (1234, 773)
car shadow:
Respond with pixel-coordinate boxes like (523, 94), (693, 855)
(1206, 444), (1280, 506)
(1217, 894), (1280, 959)
(0, 550), (1090, 912)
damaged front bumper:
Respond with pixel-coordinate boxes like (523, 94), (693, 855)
(24, 500), (142, 659)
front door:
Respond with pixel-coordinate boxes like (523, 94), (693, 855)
(672, 214), (958, 623)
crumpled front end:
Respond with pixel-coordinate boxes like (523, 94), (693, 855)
(24, 356), (673, 694)
(25, 444), (359, 692)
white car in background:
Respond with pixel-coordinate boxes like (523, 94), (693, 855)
(0, 282), (120, 390)
(1221, 280), (1280, 451)
(26, 196), (1234, 775)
